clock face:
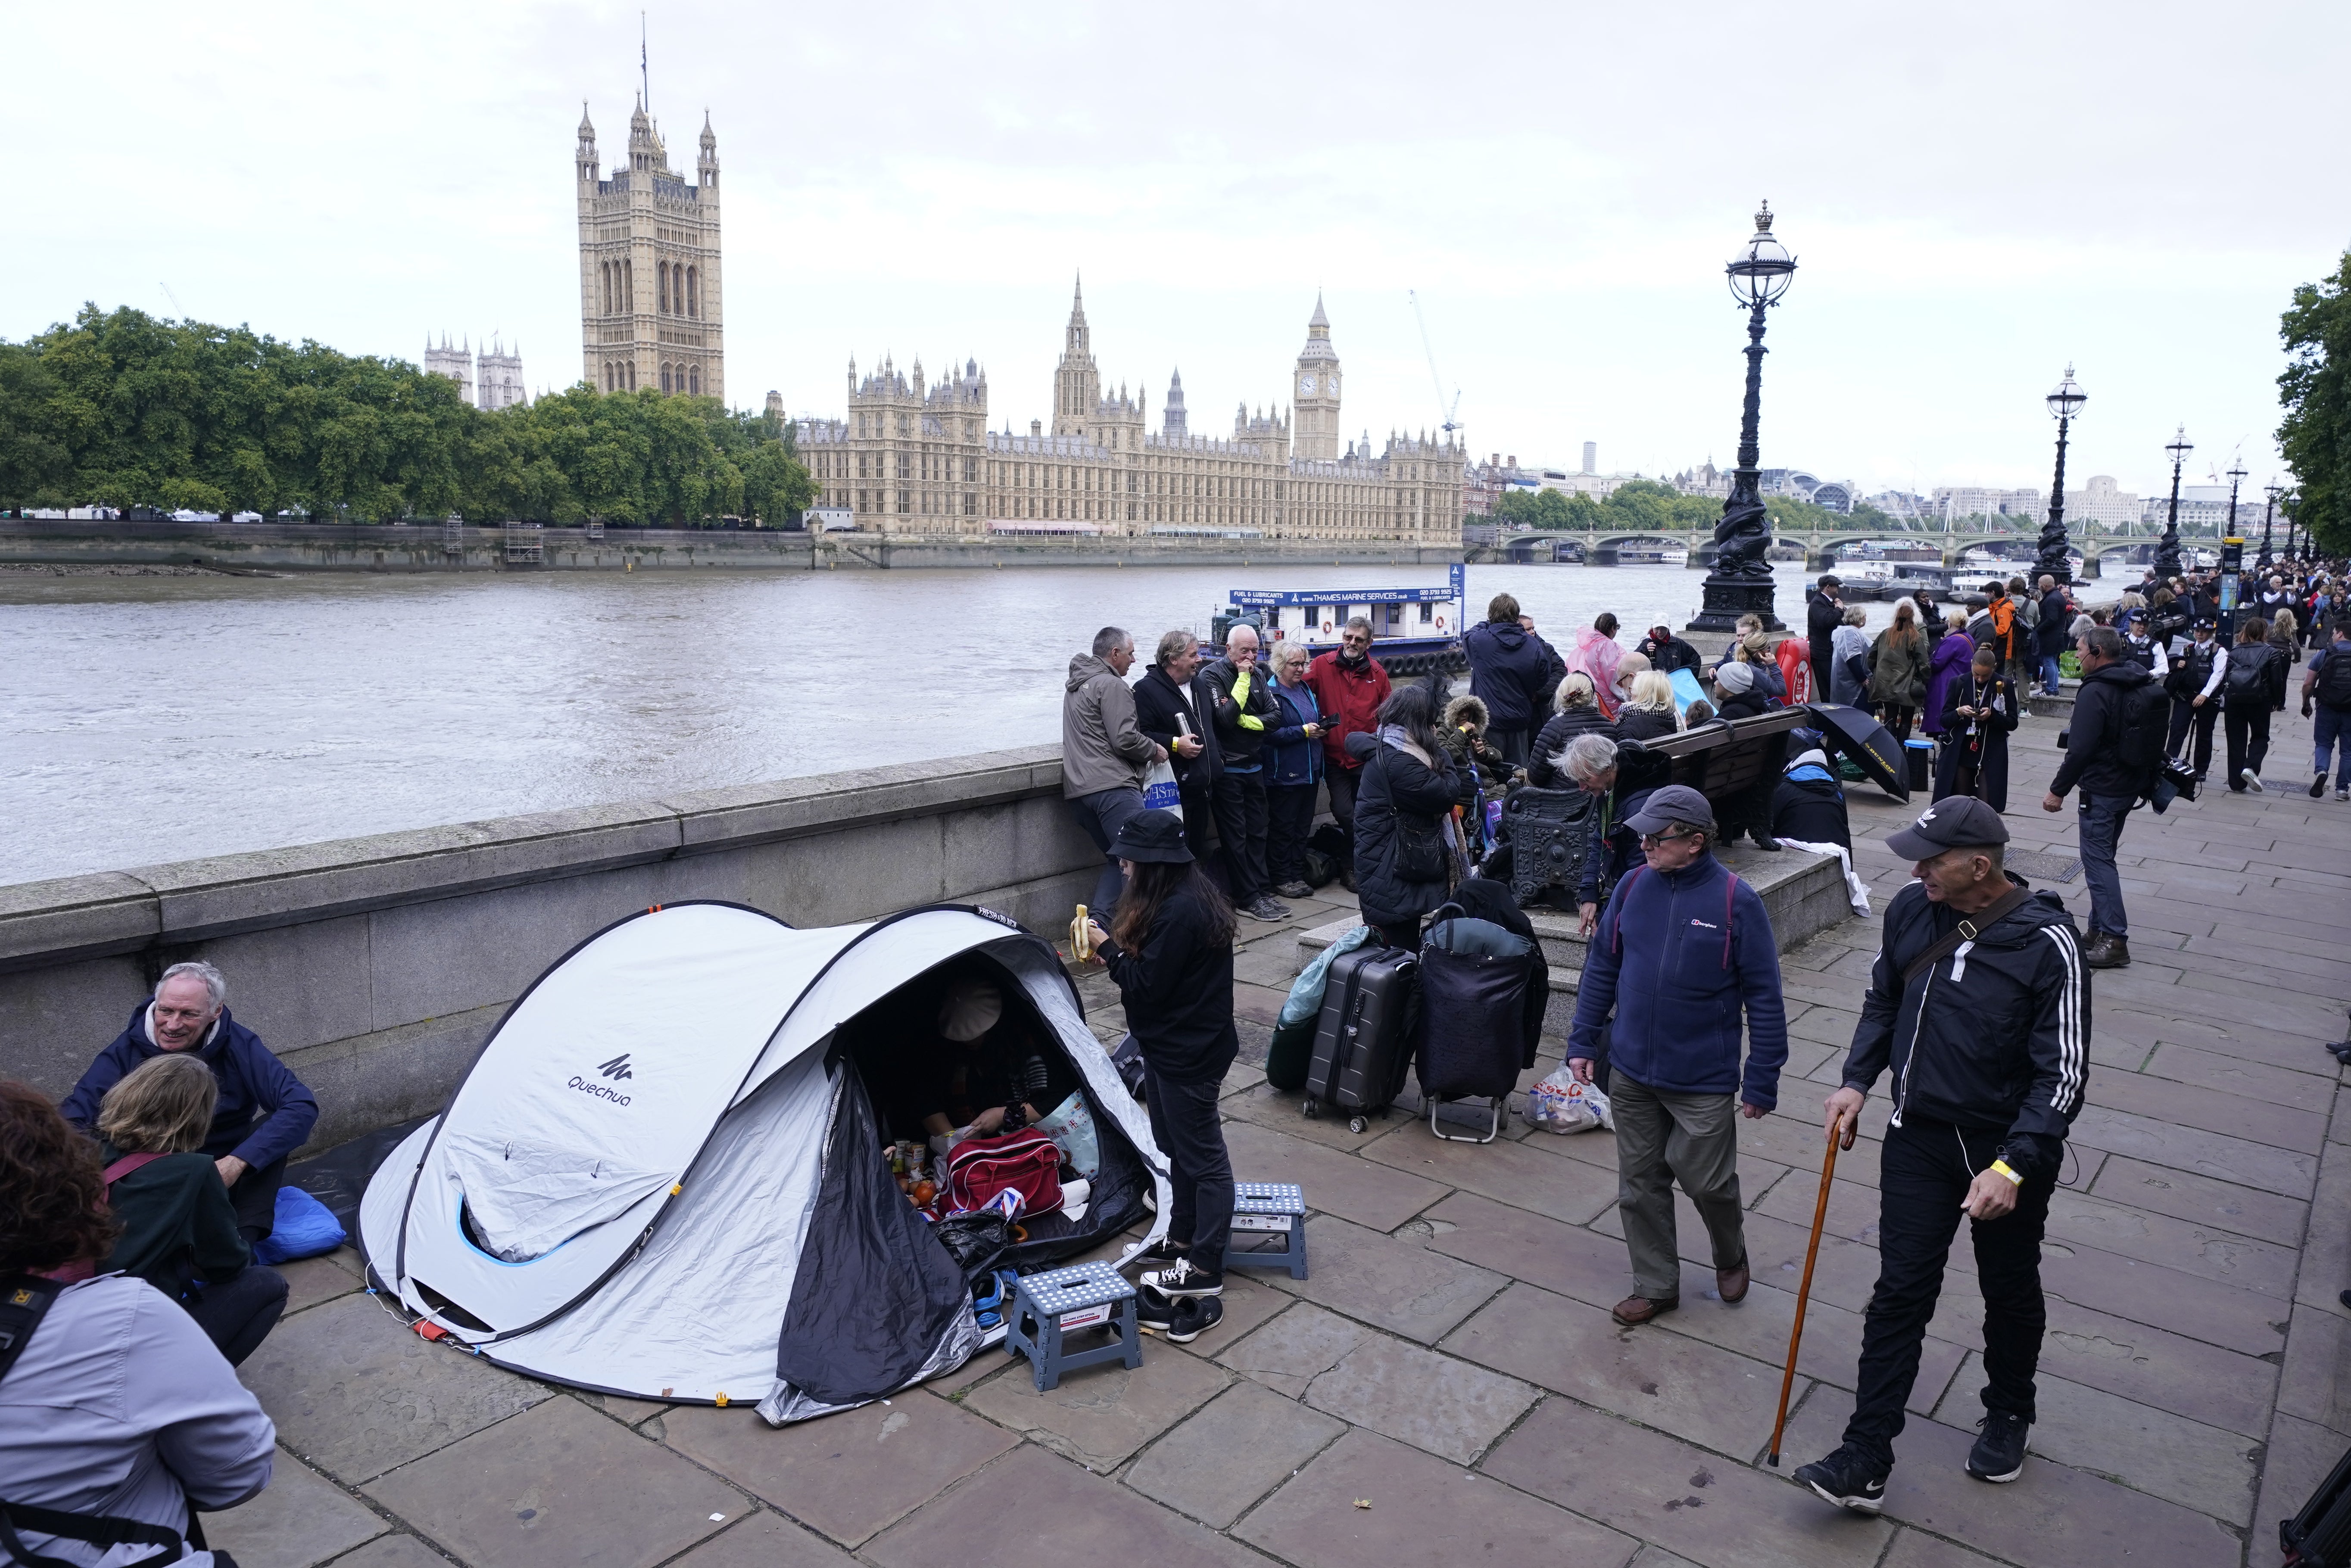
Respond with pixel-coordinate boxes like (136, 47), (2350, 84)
(1298, 375), (1316, 395)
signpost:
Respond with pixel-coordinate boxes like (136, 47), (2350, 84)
(2218, 537), (2244, 637)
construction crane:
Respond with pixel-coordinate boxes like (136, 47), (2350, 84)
(1407, 290), (1462, 436)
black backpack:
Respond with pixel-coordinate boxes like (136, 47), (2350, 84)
(2224, 646), (2269, 700)
(2318, 646), (2351, 712)
(2113, 681), (2171, 794)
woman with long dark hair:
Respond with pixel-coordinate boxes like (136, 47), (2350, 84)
(0, 1082), (276, 1565)
(1347, 683), (1470, 950)
(1082, 810), (1237, 1344)
(1868, 599), (1930, 742)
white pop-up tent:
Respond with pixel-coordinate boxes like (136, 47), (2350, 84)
(358, 901), (1167, 1424)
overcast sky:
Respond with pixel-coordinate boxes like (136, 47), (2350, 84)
(14, 2), (2345, 503)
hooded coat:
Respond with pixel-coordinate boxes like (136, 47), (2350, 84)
(1201, 654), (1282, 770)
(1527, 702), (1613, 788)
(1344, 728), (1470, 931)
(64, 1006), (318, 1174)
(1060, 652), (1157, 798)
(1840, 879), (2086, 1179)
(1922, 631), (1977, 737)
(1264, 675), (1324, 787)
(1133, 663), (1224, 790)
(1868, 624), (1932, 709)
(2049, 658), (2157, 802)
(1437, 694), (1511, 791)
(1465, 620), (1556, 733)
(1771, 751), (1852, 852)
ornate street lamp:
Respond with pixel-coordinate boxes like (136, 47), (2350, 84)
(2260, 481), (2280, 571)
(2155, 426), (2191, 581)
(2036, 366), (2086, 584)
(2225, 460), (2247, 543)
(1689, 202), (1796, 632)
(2284, 487), (2301, 562)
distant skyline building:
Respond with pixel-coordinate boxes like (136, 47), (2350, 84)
(577, 95), (723, 400)
(421, 335), (530, 411)
(787, 288), (1460, 544)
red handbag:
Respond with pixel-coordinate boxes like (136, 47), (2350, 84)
(945, 1129), (1065, 1217)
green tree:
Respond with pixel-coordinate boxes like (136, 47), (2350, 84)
(2279, 251), (2351, 554)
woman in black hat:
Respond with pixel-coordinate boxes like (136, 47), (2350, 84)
(1082, 809), (1238, 1343)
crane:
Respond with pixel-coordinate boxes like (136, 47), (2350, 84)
(1407, 289), (1462, 436)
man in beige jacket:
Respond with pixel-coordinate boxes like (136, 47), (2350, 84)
(1064, 625), (1168, 910)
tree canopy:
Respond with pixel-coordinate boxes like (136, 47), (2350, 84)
(1492, 478), (1905, 537)
(2279, 252), (2351, 554)
(0, 305), (814, 527)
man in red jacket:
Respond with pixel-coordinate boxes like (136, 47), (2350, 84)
(1304, 616), (1391, 890)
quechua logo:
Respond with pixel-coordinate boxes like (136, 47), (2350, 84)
(597, 1054), (635, 1080)
(568, 1052), (636, 1105)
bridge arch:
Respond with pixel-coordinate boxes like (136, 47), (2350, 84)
(1589, 532), (1709, 567)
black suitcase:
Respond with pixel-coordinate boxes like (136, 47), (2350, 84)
(2285, 1440), (2351, 1567)
(1303, 945), (1417, 1134)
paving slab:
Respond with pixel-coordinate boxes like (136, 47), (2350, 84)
(1151, 1269), (1289, 1359)
(1215, 1302), (1372, 1399)
(2257, 1412), (2350, 1562)
(362, 1397), (743, 1568)
(1770, 1394), (2241, 1568)
(1125, 1378), (1346, 1529)
(1647, 1260), (1967, 1417)
(2066, 1104), (2320, 1198)
(1219, 1079), (1414, 1153)
(1265, 1213), (1507, 1344)
(2296, 1135), (2351, 1316)
(661, 1512), (858, 1568)
(2143, 1040), (2340, 1110)
(2084, 1061), (2329, 1152)
(1217, 1118), (1448, 1231)
(1301, 1331), (1538, 1464)
(2029, 1296), (2279, 1436)
(2033, 1185), (2299, 1297)
(1238, 1427), (1637, 1568)
(1444, 1282), (1794, 1459)
(2087, 1154), (2310, 1248)
(2279, 1302), (2351, 1435)
(320, 1538), (450, 1568)
(237, 1293), (555, 1484)
(1481, 1395), (1893, 1568)
(1930, 1354), (2257, 1523)
(1878, 1531), (2010, 1568)
(862, 1444), (1259, 1568)
(962, 1332), (1229, 1470)
(203, 1449), (387, 1568)
(1363, 1117), (1623, 1225)
(1416, 1189), (1641, 1310)
(659, 1392), (1016, 1547)
(278, 1255), (365, 1319)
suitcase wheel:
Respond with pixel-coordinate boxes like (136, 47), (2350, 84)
(1302, 1097), (1319, 1120)
(1348, 1115), (1367, 1135)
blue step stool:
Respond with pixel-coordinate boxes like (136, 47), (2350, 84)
(1004, 1260), (1141, 1391)
(1222, 1182), (1308, 1279)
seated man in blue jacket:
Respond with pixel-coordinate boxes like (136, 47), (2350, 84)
(1566, 785), (1787, 1328)
(63, 960), (319, 1246)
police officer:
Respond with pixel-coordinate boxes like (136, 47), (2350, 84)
(1794, 798), (2088, 1512)
(2165, 614), (2226, 781)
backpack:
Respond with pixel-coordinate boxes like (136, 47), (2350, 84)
(2113, 681), (2172, 793)
(2318, 646), (2351, 712)
(2224, 647), (2268, 700)
(944, 1129), (1065, 1218)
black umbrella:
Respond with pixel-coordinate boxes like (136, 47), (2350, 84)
(1805, 703), (1910, 801)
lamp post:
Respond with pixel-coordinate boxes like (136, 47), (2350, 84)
(2225, 460), (2247, 544)
(1688, 202), (1796, 633)
(2284, 488), (2301, 563)
(2036, 366), (2086, 584)
(2155, 426), (2191, 581)
(2260, 481), (2280, 570)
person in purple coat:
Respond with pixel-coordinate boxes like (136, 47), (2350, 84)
(1921, 613), (1978, 740)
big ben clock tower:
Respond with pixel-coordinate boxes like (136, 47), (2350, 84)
(1292, 293), (1341, 460)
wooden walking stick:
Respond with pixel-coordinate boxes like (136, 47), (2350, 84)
(1766, 1122), (1842, 1467)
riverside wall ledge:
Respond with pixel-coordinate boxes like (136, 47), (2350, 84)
(0, 745), (1104, 1151)
(0, 520), (1462, 573)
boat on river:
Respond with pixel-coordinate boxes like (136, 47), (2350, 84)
(1208, 564), (1469, 677)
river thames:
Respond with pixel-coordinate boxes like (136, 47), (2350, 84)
(4, 559), (1925, 882)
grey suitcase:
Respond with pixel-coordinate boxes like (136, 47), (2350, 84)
(1303, 945), (1417, 1134)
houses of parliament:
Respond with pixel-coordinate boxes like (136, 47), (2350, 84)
(573, 95), (1459, 544)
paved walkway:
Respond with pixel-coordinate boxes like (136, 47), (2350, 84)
(216, 699), (2351, 1568)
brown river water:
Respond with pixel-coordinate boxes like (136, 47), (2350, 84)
(3, 560), (1905, 884)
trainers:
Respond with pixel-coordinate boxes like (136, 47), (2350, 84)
(2339, 787), (2349, 803)
(1967, 1410), (2031, 1483)
(2242, 768), (2266, 793)
(2082, 933), (2131, 969)
(1147, 1294), (1224, 1344)
(1242, 896), (1289, 923)
(1134, 1235), (1190, 1264)
(2312, 774), (2331, 799)
(1275, 880), (1314, 900)
(1793, 1444), (1890, 1514)
(1140, 1257), (1223, 1298)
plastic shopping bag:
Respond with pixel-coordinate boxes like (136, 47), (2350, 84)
(1524, 1063), (1613, 1134)
(1033, 1091), (1102, 1181)
(1141, 756), (1184, 817)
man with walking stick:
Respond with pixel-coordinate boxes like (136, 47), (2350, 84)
(1793, 797), (2088, 1512)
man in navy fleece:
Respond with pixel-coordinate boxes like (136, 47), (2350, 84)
(63, 960), (318, 1246)
(1566, 785), (1787, 1328)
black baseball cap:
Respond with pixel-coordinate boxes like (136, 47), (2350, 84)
(1884, 797), (2010, 860)
(1111, 809), (1192, 864)
(1622, 784), (1715, 835)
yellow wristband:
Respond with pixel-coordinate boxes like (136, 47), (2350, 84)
(1989, 1159), (2024, 1186)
